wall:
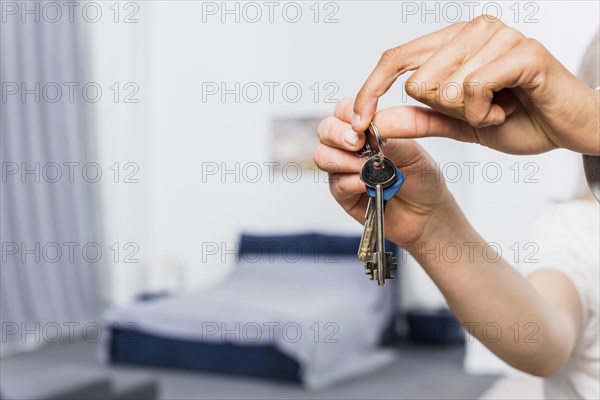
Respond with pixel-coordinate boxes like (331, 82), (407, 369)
(88, 0), (599, 372)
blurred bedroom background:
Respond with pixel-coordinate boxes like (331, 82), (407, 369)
(1, 1), (598, 399)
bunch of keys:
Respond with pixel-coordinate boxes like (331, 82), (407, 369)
(356, 123), (405, 286)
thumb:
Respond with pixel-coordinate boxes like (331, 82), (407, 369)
(372, 105), (478, 144)
(352, 92), (379, 132)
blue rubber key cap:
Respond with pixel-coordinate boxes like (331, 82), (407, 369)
(366, 166), (405, 201)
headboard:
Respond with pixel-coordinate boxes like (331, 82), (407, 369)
(238, 232), (397, 259)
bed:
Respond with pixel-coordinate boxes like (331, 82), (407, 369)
(101, 233), (399, 389)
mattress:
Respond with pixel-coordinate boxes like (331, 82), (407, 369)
(101, 234), (398, 389)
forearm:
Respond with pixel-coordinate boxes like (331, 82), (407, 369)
(406, 196), (574, 375)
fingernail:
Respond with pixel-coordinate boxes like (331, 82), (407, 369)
(351, 112), (361, 127)
(343, 130), (358, 146)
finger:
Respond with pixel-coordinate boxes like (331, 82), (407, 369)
(443, 26), (524, 92)
(437, 26), (523, 121)
(382, 138), (431, 173)
(333, 97), (355, 123)
(407, 16), (505, 104)
(372, 105), (479, 144)
(313, 144), (363, 174)
(329, 180), (370, 223)
(329, 173), (366, 197)
(365, 137), (439, 192)
(316, 116), (366, 151)
(353, 21), (468, 132)
(464, 38), (548, 127)
(491, 89), (518, 117)
(315, 133), (435, 175)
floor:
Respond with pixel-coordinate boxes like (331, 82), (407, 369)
(479, 374), (544, 400)
(1, 340), (501, 399)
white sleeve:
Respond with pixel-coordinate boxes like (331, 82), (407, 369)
(519, 202), (599, 324)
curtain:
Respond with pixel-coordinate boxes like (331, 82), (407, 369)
(1, 7), (105, 355)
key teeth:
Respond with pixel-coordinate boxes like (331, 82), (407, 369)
(386, 257), (398, 279)
(364, 262), (376, 280)
(361, 254), (399, 284)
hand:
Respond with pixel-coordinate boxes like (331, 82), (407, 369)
(316, 104), (582, 380)
(314, 98), (462, 247)
(351, 16), (600, 156)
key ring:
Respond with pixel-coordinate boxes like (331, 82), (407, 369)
(368, 122), (385, 163)
(355, 122), (386, 161)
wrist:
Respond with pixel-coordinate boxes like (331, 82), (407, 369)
(583, 86), (600, 155)
(407, 193), (476, 264)
(544, 63), (600, 155)
(563, 83), (600, 155)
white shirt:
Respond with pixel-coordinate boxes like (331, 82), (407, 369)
(521, 200), (600, 399)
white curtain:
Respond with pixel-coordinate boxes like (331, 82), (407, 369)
(1, 10), (105, 355)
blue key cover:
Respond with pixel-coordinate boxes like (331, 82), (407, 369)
(366, 166), (405, 201)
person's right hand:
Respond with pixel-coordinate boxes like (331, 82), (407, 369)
(351, 16), (600, 156)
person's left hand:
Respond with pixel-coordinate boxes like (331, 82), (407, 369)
(314, 98), (461, 247)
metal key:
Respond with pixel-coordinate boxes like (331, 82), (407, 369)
(360, 155), (398, 286)
(358, 170), (404, 263)
(360, 156), (397, 188)
(373, 187), (400, 285)
(359, 193), (381, 279)
(357, 122), (404, 286)
(374, 184), (387, 286)
(362, 171), (403, 282)
(357, 198), (377, 262)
